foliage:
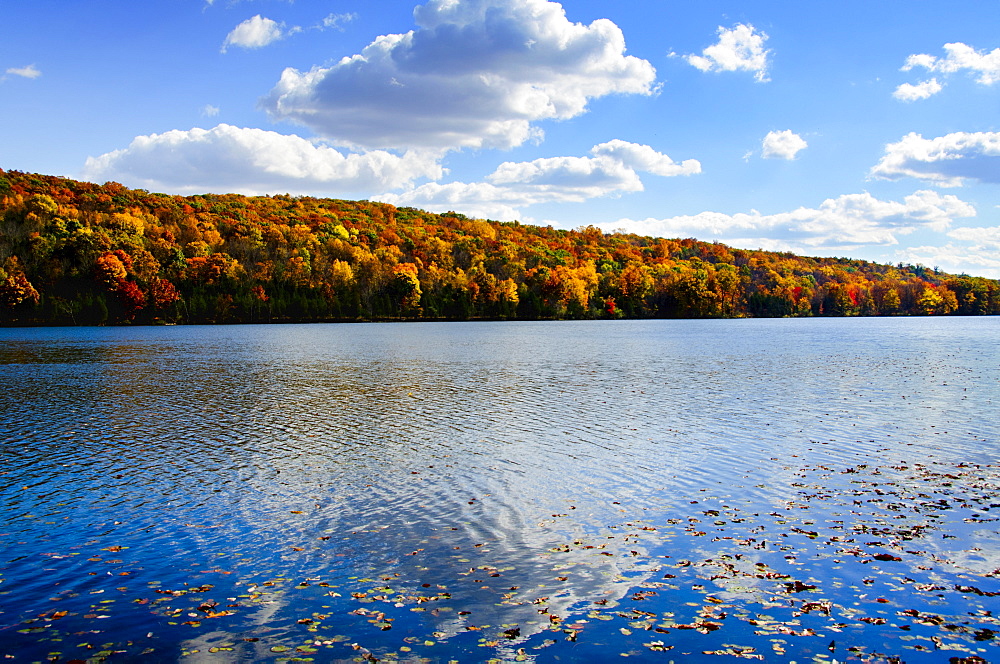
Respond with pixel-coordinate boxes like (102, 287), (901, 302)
(1, 168), (997, 325)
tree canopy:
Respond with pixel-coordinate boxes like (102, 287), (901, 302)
(0, 169), (996, 326)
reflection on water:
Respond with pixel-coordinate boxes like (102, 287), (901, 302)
(1, 318), (998, 662)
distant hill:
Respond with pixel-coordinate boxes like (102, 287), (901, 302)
(0, 169), (996, 325)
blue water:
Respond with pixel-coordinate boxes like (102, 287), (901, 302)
(1, 318), (998, 662)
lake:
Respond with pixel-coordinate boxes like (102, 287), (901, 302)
(1, 318), (998, 662)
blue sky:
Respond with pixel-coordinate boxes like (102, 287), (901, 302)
(2, 0), (999, 277)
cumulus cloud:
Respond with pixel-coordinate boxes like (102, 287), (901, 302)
(81, 124), (442, 196)
(486, 155), (643, 197)
(377, 141), (699, 219)
(893, 78), (942, 101)
(870, 131), (1000, 186)
(261, 0), (657, 151)
(222, 15), (294, 52)
(686, 24), (770, 82)
(894, 42), (1000, 102)
(592, 190), (975, 251)
(901, 42), (1000, 85)
(590, 140), (702, 177)
(202, 104), (220, 117)
(5, 64), (41, 79)
(761, 130), (807, 160)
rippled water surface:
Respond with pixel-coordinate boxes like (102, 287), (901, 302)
(1, 318), (998, 662)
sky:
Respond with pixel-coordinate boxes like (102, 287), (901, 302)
(2, 0), (999, 277)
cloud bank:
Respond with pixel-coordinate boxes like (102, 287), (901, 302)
(594, 190), (975, 252)
(948, 225), (1000, 249)
(870, 131), (1000, 186)
(82, 124), (442, 196)
(376, 141), (699, 220)
(261, 0), (657, 151)
(898, 241), (1000, 279)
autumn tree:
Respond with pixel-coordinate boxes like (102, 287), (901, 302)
(0, 257), (40, 309)
(390, 262), (422, 315)
(0, 169), (997, 325)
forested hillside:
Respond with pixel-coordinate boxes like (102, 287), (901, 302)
(0, 169), (997, 325)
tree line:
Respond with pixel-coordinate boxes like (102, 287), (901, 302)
(1, 169), (997, 326)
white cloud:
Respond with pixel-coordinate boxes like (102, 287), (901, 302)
(5, 64), (41, 79)
(486, 155), (643, 197)
(761, 130), (807, 160)
(81, 124), (442, 196)
(590, 140), (702, 177)
(892, 78), (942, 102)
(222, 15), (293, 53)
(261, 0), (657, 151)
(592, 190), (975, 251)
(320, 13), (357, 31)
(377, 182), (524, 221)
(900, 217), (1000, 277)
(377, 141), (699, 219)
(202, 104), (220, 117)
(944, 225), (1000, 276)
(686, 24), (770, 82)
(870, 131), (1000, 186)
(896, 242), (1000, 279)
(901, 42), (1000, 85)
(948, 225), (1000, 248)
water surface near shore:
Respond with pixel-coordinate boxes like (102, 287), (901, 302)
(1, 318), (998, 661)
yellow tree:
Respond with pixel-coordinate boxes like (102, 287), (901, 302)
(916, 284), (958, 315)
(391, 262), (422, 314)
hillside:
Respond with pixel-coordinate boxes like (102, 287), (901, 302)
(0, 169), (997, 325)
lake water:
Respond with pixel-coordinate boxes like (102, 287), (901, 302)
(1, 318), (998, 662)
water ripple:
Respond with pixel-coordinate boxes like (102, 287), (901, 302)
(1, 318), (998, 661)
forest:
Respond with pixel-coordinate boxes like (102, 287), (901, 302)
(0, 169), (997, 326)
